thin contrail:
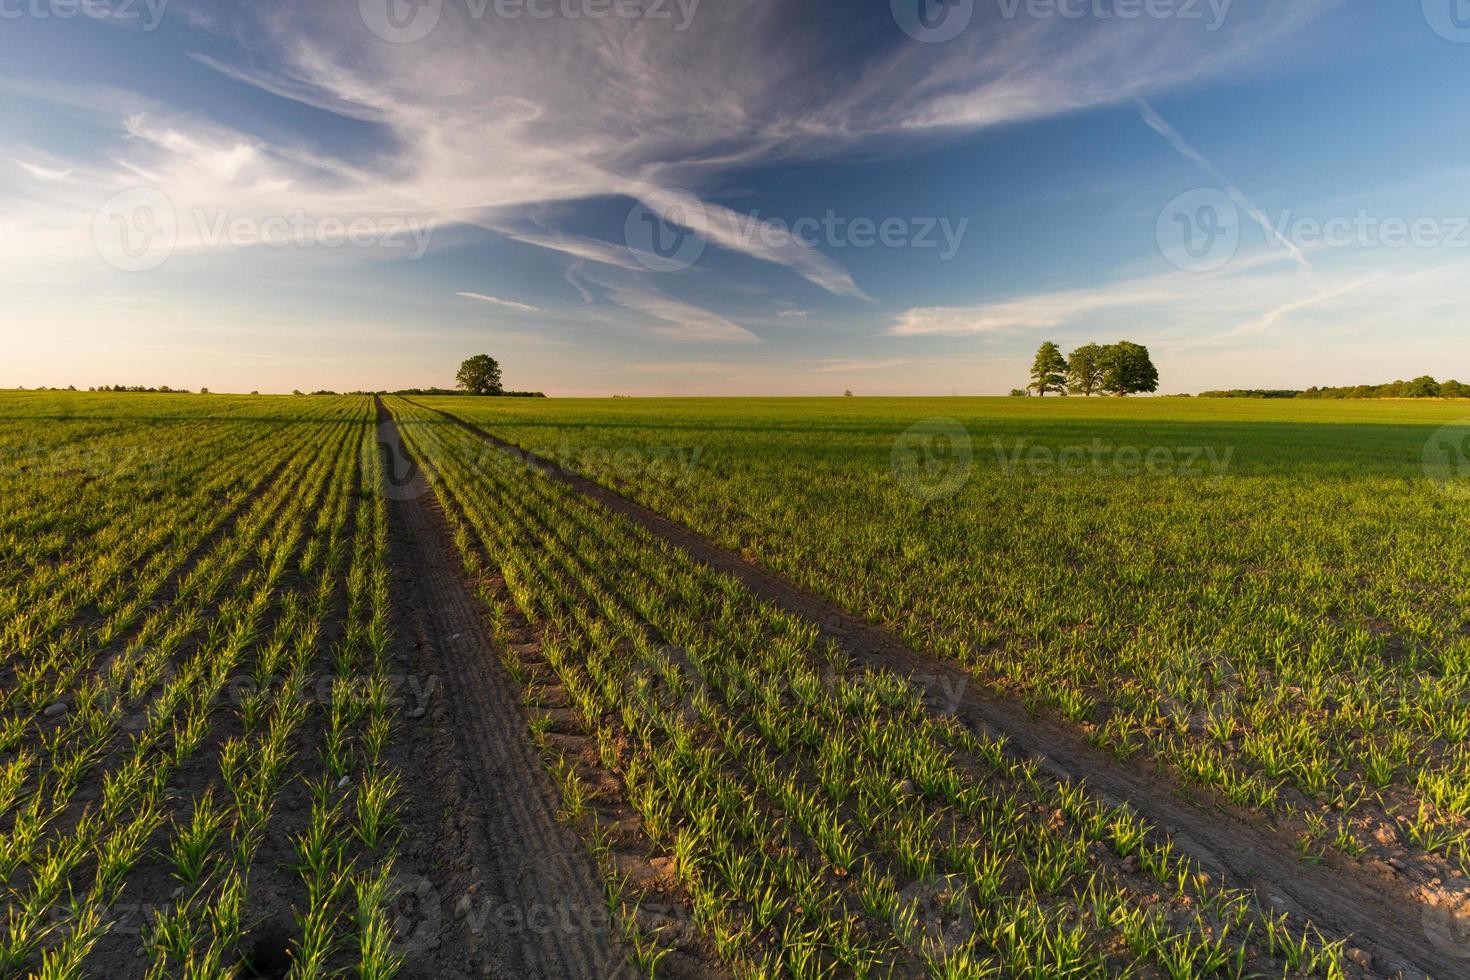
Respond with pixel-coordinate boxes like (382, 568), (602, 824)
(1138, 99), (1310, 269)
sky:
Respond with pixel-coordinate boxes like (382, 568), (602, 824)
(1, 0), (1468, 396)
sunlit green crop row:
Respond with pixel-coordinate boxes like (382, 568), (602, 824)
(0, 394), (405, 976)
(391, 396), (1347, 978)
(426, 395), (1470, 871)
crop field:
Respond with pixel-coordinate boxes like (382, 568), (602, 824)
(1, 393), (401, 976)
(3, 389), (1468, 977)
(420, 397), (1470, 871)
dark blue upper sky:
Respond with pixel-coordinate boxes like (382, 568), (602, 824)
(2, 0), (1467, 394)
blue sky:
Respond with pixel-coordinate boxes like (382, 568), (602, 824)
(2, 0), (1468, 395)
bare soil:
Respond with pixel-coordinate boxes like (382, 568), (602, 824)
(377, 407), (630, 979)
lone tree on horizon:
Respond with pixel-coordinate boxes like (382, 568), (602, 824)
(1029, 342), (1069, 396)
(456, 354), (504, 396)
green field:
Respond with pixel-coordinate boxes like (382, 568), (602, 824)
(4, 389), (1468, 977)
(426, 396), (1470, 867)
(1, 392), (400, 976)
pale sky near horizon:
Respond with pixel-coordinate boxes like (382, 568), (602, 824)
(2, 0), (1468, 396)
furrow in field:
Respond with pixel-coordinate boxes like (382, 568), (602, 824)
(374, 403), (629, 979)
(388, 397), (1358, 978)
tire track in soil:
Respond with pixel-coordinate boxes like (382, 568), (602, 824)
(377, 404), (629, 980)
(412, 399), (1453, 980)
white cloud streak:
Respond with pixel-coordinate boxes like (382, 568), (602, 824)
(1138, 99), (1310, 268)
(892, 255), (1447, 350)
(456, 292), (540, 313)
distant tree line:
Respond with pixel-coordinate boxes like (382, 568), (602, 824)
(392, 387), (546, 398)
(1201, 376), (1470, 400)
(1021, 341), (1160, 397)
(1197, 389), (1301, 399)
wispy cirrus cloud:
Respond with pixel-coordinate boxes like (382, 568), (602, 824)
(0, 0), (1337, 308)
(891, 252), (1450, 350)
(601, 283), (759, 343)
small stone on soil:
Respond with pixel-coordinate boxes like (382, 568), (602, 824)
(43, 702), (68, 717)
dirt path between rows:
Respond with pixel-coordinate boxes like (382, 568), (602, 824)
(410, 399), (1456, 980)
(376, 404), (629, 979)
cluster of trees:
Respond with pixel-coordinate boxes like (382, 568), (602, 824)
(1302, 376), (1470, 399)
(1023, 341), (1160, 397)
(1201, 377), (1470, 400)
(86, 385), (187, 393)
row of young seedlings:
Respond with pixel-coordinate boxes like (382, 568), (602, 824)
(0, 411), (205, 622)
(0, 408), (364, 973)
(0, 402), (345, 725)
(280, 419), (403, 978)
(140, 402), (368, 976)
(390, 400), (1346, 980)
(0, 408), (358, 905)
(938, 573), (1470, 867)
(0, 402), (341, 669)
(851, 463), (1470, 868)
(451, 406), (1470, 872)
